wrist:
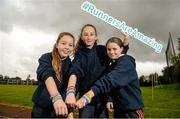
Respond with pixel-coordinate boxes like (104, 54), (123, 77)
(82, 90), (94, 105)
(50, 93), (63, 104)
(66, 86), (76, 96)
(82, 95), (90, 105)
(123, 42), (129, 46)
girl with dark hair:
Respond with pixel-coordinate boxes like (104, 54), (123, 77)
(65, 24), (130, 118)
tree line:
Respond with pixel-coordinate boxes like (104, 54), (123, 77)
(139, 38), (180, 86)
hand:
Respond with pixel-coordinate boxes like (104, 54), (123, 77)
(76, 98), (86, 109)
(120, 30), (131, 46)
(65, 93), (76, 108)
(67, 111), (74, 119)
(106, 102), (114, 112)
(53, 99), (68, 117)
(76, 90), (94, 109)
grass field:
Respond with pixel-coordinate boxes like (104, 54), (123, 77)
(0, 85), (36, 107)
(141, 84), (180, 118)
(0, 84), (180, 117)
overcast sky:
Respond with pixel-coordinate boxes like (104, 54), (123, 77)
(0, 0), (179, 80)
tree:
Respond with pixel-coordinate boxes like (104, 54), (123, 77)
(26, 74), (31, 81)
(148, 73), (158, 86)
(139, 75), (145, 86)
(172, 53), (180, 83)
(162, 37), (180, 84)
(178, 38), (180, 51)
(0, 74), (3, 80)
(162, 66), (174, 84)
(171, 38), (180, 83)
(4, 76), (10, 80)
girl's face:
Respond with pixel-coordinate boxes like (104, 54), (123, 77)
(81, 26), (97, 48)
(107, 42), (123, 60)
(56, 35), (74, 59)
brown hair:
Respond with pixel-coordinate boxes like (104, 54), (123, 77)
(75, 24), (98, 53)
(52, 32), (75, 81)
(106, 37), (124, 48)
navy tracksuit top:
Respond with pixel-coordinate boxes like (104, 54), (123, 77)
(69, 44), (128, 96)
(91, 55), (144, 111)
(32, 52), (71, 108)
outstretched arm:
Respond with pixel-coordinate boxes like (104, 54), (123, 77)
(65, 53), (84, 108)
(76, 89), (94, 109)
(76, 56), (136, 109)
(45, 77), (68, 117)
(65, 75), (77, 108)
(37, 53), (68, 116)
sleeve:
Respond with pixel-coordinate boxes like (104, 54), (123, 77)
(104, 93), (113, 102)
(91, 57), (136, 96)
(69, 52), (85, 80)
(36, 53), (56, 82)
(122, 44), (129, 54)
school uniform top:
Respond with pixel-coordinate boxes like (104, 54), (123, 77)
(69, 44), (129, 95)
(32, 52), (71, 108)
(91, 55), (144, 111)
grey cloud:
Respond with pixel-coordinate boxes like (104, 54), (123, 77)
(90, 0), (179, 62)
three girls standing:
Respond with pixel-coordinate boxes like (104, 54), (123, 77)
(32, 24), (143, 118)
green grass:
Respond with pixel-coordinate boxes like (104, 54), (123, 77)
(0, 84), (180, 117)
(141, 84), (180, 118)
(0, 85), (36, 107)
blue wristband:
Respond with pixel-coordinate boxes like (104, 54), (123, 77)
(66, 88), (76, 96)
(82, 95), (90, 105)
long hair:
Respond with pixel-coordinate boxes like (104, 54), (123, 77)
(52, 32), (75, 81)
(75, 24), (98, 53)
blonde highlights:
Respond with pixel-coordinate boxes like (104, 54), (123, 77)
(52, 32), (75, 81)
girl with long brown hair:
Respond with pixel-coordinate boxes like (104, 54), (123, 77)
(65, 24), (130, 118)
(32, 32), (75, 118)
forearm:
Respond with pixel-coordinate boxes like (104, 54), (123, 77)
(67, 75), (77, 88)
(65, 75), (77, 108)
(45, 76), (59, 96)
(86, 89), (95, 99)
(91, 76), (113, 96)
(120, 30), (130, 46)
(67, 75), (77, 94)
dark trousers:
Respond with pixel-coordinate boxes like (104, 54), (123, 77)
(79, 102), (108, 118)
(114, 109), (144, 118)
(31, 92), (67, 118)
(31, 105), (66, 118)
(31, 105), (56, 118)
